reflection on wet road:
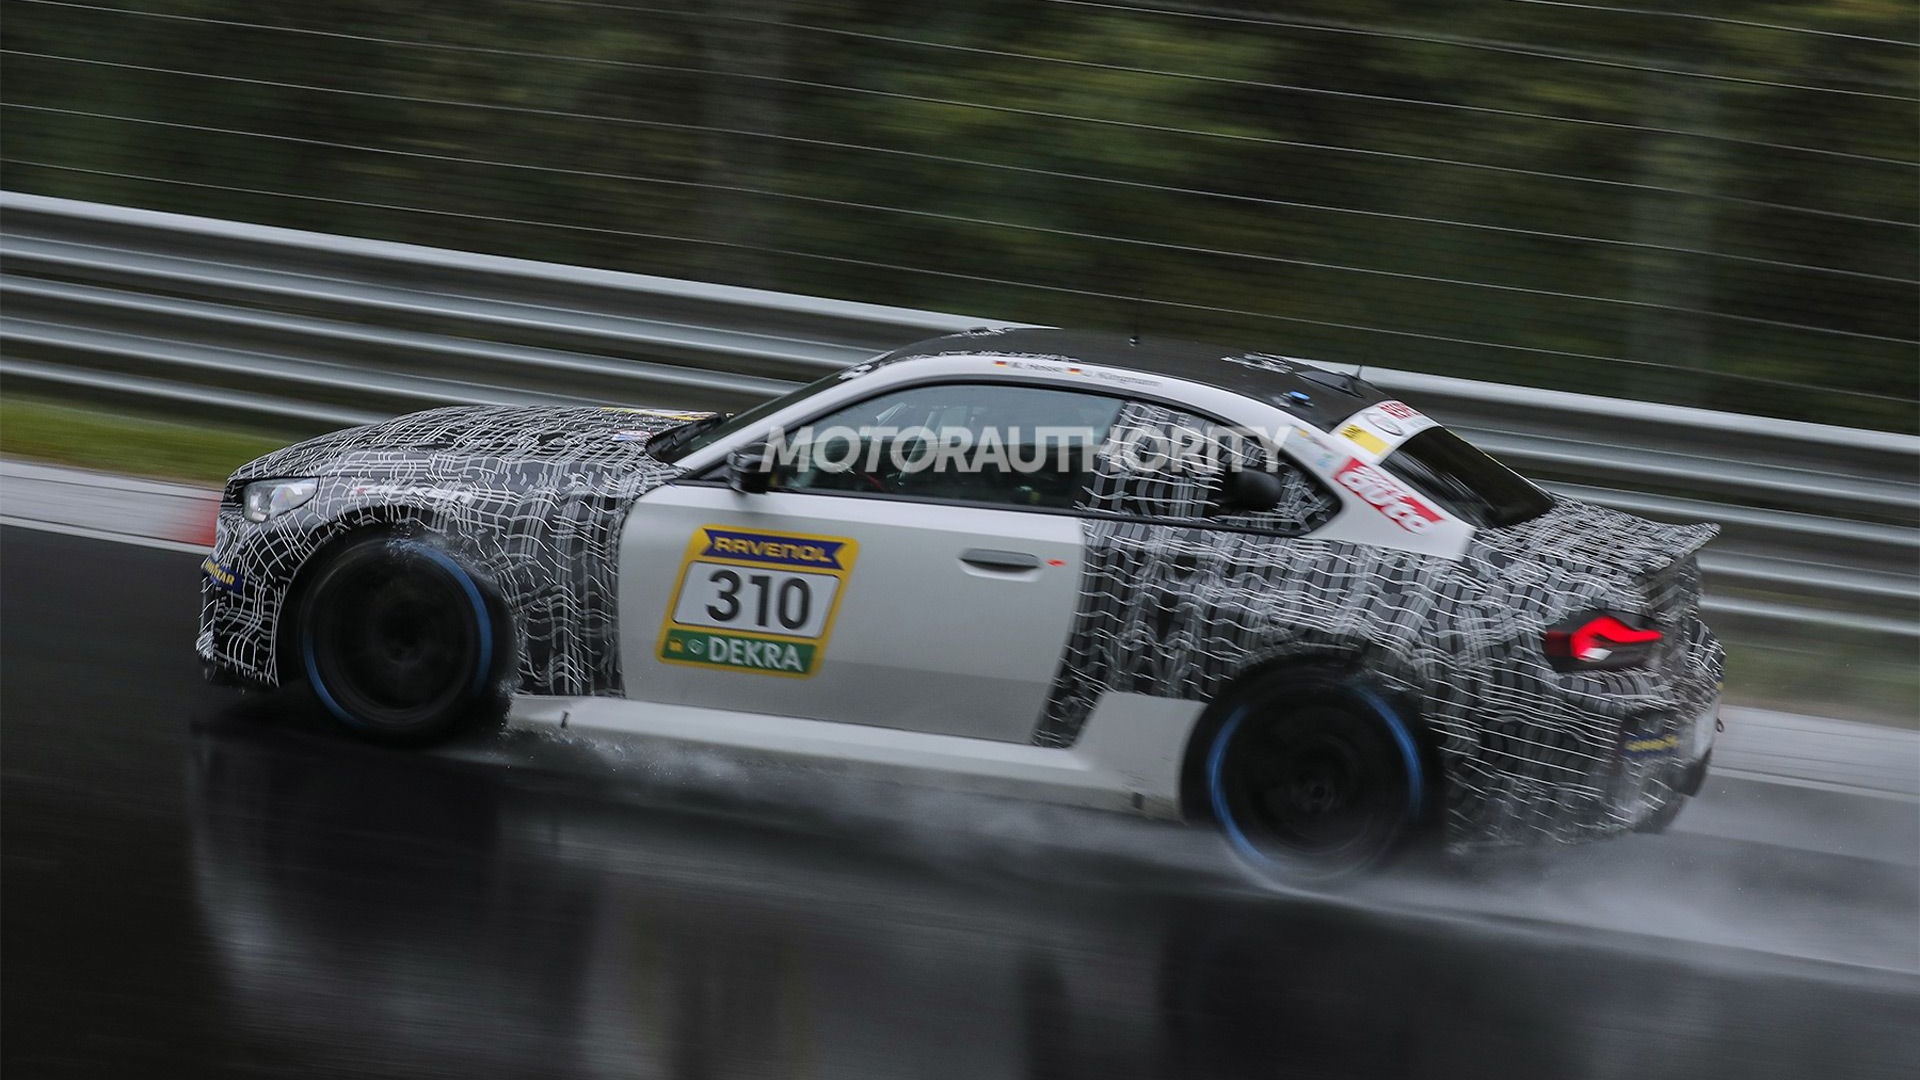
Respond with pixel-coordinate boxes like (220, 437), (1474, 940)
(4, 527), (1917, 1078)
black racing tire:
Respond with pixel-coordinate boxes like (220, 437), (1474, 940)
(295, 535), (504, 746)
(1204, 673), (1426, 881)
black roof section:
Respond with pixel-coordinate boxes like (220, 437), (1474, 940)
(880, 328), (1392, 429)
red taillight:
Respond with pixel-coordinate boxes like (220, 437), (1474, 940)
(1543, 612), (1662, 671)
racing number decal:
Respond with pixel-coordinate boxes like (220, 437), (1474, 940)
(657, 526), (859, 677)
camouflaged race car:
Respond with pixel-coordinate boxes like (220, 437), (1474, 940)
(199, 328), (1722, 876)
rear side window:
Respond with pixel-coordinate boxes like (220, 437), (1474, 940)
(1382, 428), (1553, 527)
(1080, 401), (1339, 536)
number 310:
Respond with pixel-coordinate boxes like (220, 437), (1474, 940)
(706, 569), (812, 631)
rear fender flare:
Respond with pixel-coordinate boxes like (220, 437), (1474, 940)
(1176, 651), (1439, 830)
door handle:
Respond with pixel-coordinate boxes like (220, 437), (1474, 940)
(960, 548), (1041, 572)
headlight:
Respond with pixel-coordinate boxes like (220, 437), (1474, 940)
(242, 479), (318, 522)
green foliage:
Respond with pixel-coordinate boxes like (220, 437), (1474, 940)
(0, 393), (293, 484)
(2, 0), (1913, 429)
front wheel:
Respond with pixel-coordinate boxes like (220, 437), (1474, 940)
(1205, 674), (1426, 881)
(296, 535), (505, 745)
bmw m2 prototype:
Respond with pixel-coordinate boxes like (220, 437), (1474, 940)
(199, 329), (1722, 875)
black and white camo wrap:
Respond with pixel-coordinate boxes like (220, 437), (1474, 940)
(196, 405), (698, 696)
(200, 382), (1723, 846)
(1041, 475), (1721, 844)
(1077, 401), (1341, 531)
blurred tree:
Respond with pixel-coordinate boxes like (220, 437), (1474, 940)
(1, 0), (1912, 428)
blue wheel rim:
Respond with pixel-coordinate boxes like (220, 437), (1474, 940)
(1206, 684), (1423, 870)
(303, 540), (493, 727)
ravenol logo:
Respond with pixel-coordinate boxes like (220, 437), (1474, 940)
(699, 528), (847, 570)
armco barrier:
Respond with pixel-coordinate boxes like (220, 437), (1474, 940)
(2, 192), (1914, 641)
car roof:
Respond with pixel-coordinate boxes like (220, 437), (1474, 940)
(878, 328), (1393, 430)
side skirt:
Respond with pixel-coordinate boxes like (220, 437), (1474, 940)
(507, 692), (1202, 821)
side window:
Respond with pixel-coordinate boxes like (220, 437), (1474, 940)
(1218, 443), (1343, 536)
(1079, 401), (1339, 536)
(764, 382), (1123, 510)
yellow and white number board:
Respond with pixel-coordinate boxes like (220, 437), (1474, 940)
(657, 525), (859, 678)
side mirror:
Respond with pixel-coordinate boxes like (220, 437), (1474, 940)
(1216, 469), (1284, 514)
(724, 443), (774, 495)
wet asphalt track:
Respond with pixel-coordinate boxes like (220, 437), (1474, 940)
(4, 525), (1917, 1080)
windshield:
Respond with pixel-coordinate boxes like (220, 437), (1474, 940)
(647, 370), (849, 464)
(1382, 427), (1553, 528)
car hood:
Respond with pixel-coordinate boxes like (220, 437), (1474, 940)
(230, 404), (717, 485)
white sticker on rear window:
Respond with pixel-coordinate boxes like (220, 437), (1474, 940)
(1335, 400), (1436, 462)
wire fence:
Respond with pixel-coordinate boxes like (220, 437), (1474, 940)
(2, 0), (1914, 430)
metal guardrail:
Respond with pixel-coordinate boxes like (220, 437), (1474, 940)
(2, 192), (1915, 641)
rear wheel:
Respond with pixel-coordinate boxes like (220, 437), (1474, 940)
(1205, 674), (1425, 881)
(296, 536), (503, 745)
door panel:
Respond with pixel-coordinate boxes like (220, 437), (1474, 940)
(619, 484), (1083, 744)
